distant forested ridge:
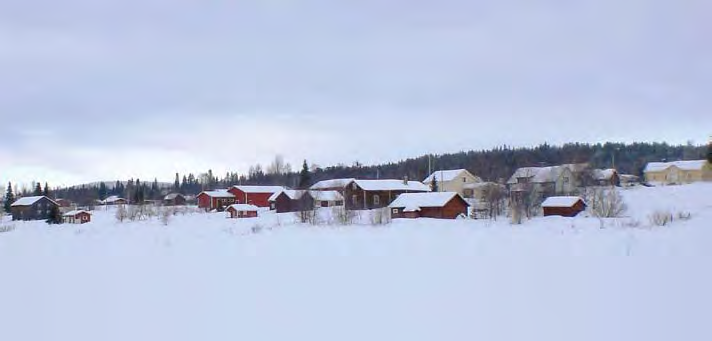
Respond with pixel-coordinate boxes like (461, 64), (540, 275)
(45, 141), (706, 205)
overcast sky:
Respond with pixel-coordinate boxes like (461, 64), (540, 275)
(0, 0), (710, 188)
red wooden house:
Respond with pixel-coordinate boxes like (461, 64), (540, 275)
(62, 210), (92, 224)
(226, 204), (259, 218)
(197, 190), (236, 211)
(389, 192), (469, 219)
(228, 186), (286, 208)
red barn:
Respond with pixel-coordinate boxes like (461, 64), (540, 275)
(226, 204), (259, 218)
(228, 186), (286, 208)
(196, 190), (236, 211)
(541, 196), (587, 217)
(389, 192), (469, 219)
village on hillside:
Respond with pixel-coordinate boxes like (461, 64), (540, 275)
(3, 153), (711, 225)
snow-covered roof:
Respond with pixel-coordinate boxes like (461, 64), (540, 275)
(231, 185), (286, 194)
(269, 190), (345, 202)
(423, 169), (468, 183)
(199, 190), (235, 198)
(644, 160), (708, 173)
(310, 190), (344, 202)
(104, 195), (126, 203)
(389, 192), (467, 210)
(226, 204), (259, 211)
(353, 179), (430, 192)
(11, 196), (56, 207)
(63, 210), (91, 217)
(507, 165), (572, 184)
(310, 178), (356, 190)
(541, 196), (585, 208)
(268, 190), (306, 202)
(619, 174), (640, 181)
(592, 169), (617, 180)
(164, 193), (184, 200)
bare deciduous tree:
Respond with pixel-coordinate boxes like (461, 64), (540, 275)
(482, 183), (507, 220)
(267, 155), (292, 175)
(584, 187), (627, 218)
(115, 204), (128, 222)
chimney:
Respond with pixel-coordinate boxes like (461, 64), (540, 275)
(403, 176), (409, 185)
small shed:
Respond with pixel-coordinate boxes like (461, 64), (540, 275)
(63, 210), (92, 224)
(226, 204), (259, 219)
(164, 193), (186, 206)
(541, 196), (587, 217)
(388, 192), (469, 219)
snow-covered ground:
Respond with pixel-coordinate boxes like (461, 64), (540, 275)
(1, 183), (711, 341)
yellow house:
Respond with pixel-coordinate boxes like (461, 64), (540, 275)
(644, 160), (712, 185)
(423, 169), (483, 198)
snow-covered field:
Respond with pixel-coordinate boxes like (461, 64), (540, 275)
(1, 184), (711, 341)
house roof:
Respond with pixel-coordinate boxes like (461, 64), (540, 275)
(644, 160), (708, 173)
(268, 190), (306, 202)
(507, 165), (574, 184)
(423, 169), (470, 183)
(198, 190), (235, 198)
(541, 196), (585, 208)
(310, 190), (344, 202)
(164, 193), (184, 200)
(227, 204), (259, 211)
(231, 185), (286, 194)
(592, 169), (617, 180)
(63, 210), (91, 217)
(104, 195), (126, 203)
(310, 178), (356, 190)
(269, 190), (345, 202)
(11, 196), (56, 207)
(389, 192), (468, 210)
(353, 179), (430, 192)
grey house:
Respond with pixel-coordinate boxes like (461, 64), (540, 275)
(11, 196), (60, 221)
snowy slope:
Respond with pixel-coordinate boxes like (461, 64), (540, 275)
(0, 183), (710, 341)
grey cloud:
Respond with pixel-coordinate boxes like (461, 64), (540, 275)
(0, 0), (710, 185)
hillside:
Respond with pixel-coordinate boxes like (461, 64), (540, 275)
(1, 183), (710, 341)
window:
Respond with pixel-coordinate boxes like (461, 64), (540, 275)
(392, 209), (399, 214)
(352, 195), (358, 204)
(373, 195), (380, 206)
(463, 177), (467, 183)
(563, 177), (570, 184)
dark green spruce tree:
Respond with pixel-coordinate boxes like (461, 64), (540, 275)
(34, 182), (42, 196)
(298, 160), (311, 189)
(174, 173), (180, 192)
(46, 204), (62, 225)
(3, 182), (14, 214)
(98, 182), (108, 200)
(431, 176), (439, 192)
(43, 182), (50, 197)
(707, 140), (712, 163)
